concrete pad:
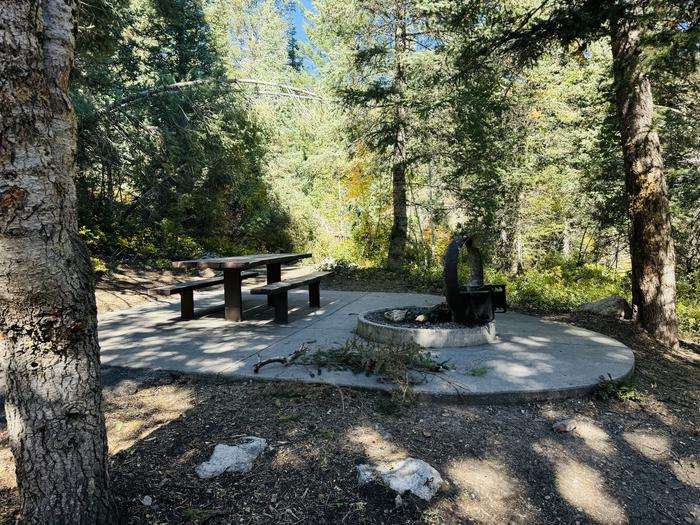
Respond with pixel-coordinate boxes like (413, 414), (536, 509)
(98, 290), (635, 403)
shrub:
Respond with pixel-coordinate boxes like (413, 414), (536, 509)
(491, 260), (628, 314)
(90, 256), (109, 274)
(596, 374), (643, 401)
(677, 273), (700, 337)
(116, 220), (204, 263)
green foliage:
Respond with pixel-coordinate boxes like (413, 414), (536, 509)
(90, 257), (109, 275)
(492, 257), (628, 314)
(318, 428), (335, 439)
(74, 0), (299, 262)
(182, 507), (220, 521)
(278, 412), (303, 425)
(677, 274), (700, 336)
(73, 0), (699, 349)
(374, 397), (404, 416)
(415, 257), (700, 338)
(115, 221), (204, 263)
(79, 225), (108, 251)
(467, 366), (490, 377)
(595, 375), (643, 402)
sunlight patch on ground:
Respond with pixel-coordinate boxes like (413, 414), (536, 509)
(106, 385), (193, 454)
(623, 430), (671, 461)
(672, 457), (700, 489)
(1, 385), (193, 489)
(575, 419), (615, 455)
(346, 426), (408, 463)
(446, 458), (532, 524)
(271, 446), (308, 471)
(554, 458), (627, 524)
(539, 406), (569, 420)
(0, 432), (15, 489)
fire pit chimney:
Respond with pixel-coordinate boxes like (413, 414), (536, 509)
(444, 235), (507, 325)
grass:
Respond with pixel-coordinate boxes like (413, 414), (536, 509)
(182, 508), (220, 521)
(278, 412), (303, 425)
(595, 374), (643, 402)
(467, 366), (490, 377)
(318, 428), (336, 439)
(374, 397), (404, 416)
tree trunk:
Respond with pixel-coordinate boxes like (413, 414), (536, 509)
(610, 6), (679, 349)
(0, 1), (116, 523)
(500, 191), (522, 275)
(387, 2), (409, 271)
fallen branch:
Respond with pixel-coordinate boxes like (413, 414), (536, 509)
(254, 345), (307, 374)
(329, 383), (346, 413)
(105, 78), (325, 112)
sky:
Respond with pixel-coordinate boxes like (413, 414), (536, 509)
(290, 0), (317, 73)
(291, 0), (314, 44)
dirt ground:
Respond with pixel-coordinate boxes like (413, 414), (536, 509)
(94, 266), (194, 313)
(1, 269), (699, 524)
(94, 264), (321, 314)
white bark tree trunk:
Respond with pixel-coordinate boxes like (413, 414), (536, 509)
(0, 0), (115, 522)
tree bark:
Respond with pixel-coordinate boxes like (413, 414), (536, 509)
(611, 5), (679, 349)
(387, 2), (409, 271)
(0, 0), (116, 523)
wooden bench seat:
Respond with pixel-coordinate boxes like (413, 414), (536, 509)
(150, 271), (259, 319)
(250, 271), (332, 323)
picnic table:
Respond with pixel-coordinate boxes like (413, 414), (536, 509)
(172, 253), (311, 321)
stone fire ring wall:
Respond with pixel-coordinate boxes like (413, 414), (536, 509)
(356, 309), (497, 348)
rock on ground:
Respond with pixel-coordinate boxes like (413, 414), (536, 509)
(576, 295), (632, 320)
(357, 457), (443, 501)
(552, 419), (577, 433)
(384, 309), (408, 323)
(110, 379), (140, 397)
(196, 437), (267, 479)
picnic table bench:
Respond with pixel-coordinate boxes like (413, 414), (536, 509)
(149, 271), (258, 319)
(168, 253), (330, 322)
(250, 270), (332, 323)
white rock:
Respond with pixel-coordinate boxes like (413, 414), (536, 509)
(552, 419), (577, 433)
(576, 296), (632, 319)
(196, 437), (267, 479)
(356, 457), (443, 501)
(384, 309), (408, 323)
(414, 314), (429, 323)
(141, 495), (152, 506)
(356, 464), (375, 485)
(317, 257), (338, 271)
(198, 268), (216, 278)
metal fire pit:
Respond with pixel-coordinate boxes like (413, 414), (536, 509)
(444, 236), (507, 325)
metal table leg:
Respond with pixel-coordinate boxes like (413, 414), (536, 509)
(266, 263), (282, 306)
(224, 268), (243, 321)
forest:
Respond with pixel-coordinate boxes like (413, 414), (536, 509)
(72, 0), (700, 341)
(2, 0), (700, 523)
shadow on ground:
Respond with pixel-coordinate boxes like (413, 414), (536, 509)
(1, 315), (698, 524)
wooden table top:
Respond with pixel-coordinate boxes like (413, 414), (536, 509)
(172, 253), (312, 270)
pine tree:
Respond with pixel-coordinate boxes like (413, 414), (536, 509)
(310, 0), (428, 270)
(493, 0), (699, 348)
